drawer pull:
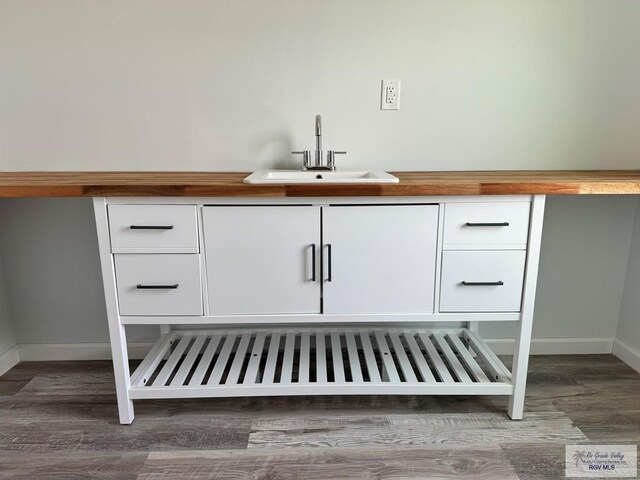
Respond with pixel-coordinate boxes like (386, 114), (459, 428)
(465, 222), (509, 227)
(129, 225), (174, 230)
(136, 284), (179, 289)
(461, 281), (504, 286)
(310, 244), (317, 282)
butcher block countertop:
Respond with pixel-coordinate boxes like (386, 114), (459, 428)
(0, 171), (639, 197)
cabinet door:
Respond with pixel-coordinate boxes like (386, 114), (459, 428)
(323, 205), (439, 314)
(203, 206), (321, 315)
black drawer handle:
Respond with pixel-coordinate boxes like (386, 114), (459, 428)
(130, 225), (174, 230)
(465, 222), (509, 227)
(136, 284), (179, 289)
(461, 281), (504, 286)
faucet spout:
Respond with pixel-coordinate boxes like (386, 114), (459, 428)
(315, 114), (322, 167)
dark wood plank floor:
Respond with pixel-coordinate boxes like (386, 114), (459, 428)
(0, 355), (639, 479)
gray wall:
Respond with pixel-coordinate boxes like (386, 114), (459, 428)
(0, 197), (635, 346)
(0, 255), (17, 356)
(617, 201), (640, 351)
(0, 199), (156, 344)
(481, 196), (637, 340)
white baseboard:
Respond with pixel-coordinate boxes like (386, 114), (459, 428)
(17, 342), (154, 362)
(0, 345), (20, 377)
(485, 337), (614, 356)
(613, 339), (640, 374)
(6, 337), (615, 364)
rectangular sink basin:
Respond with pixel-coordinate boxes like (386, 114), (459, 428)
(244, 170), (399, 184)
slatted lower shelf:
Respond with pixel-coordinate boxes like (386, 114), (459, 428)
(129, 328), (513, 400)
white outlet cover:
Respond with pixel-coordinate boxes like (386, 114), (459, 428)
(381, 79), (401, 110)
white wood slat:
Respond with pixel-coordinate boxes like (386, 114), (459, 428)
(388, 332), (418, 383)
(417, 332), (455, 383)
(315, 333), (327, 383)
(359, 332), (381, 383)
(345, 332), (363, 383)
(374, 332), (400, 383)
(207, 334), (237, 386)
(170, 335), (206, 387)
(330, 332), (345, 383)
(243, 332), (267, 385)
(225, 333), (252, 385)
(131, 332), (176, 387)
(432, 332), (472, 383)
(463, 329), (511, 381)
(152, 335), (193, 387)
(189, 334), (221, 386)
(298, 332), (310, 384)
(447, 333), (490, 383)
(403, 333), (436, 383)
(262, 333), (281, 384)
(280, 332), (296, 384)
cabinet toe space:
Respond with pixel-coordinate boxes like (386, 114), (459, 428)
(128, 328), (513, 400)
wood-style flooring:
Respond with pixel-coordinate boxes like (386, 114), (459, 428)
(0, 354), (639, 479)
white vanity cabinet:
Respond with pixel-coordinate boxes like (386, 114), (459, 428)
(202, 204), (438, 316)
(94, 195), (545, 425)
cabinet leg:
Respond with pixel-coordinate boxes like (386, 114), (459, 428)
(110, 323), (135, 425)
(508, 194), (545, 421)
(508, 323), (532, 420)
(94, 197), (135, 425)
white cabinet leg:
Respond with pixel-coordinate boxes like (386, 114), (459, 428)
(110, 323), (135, 424)
(94, 197), (135, 425)
(508, 195), (545, 420)
(508, 320), (532, 420)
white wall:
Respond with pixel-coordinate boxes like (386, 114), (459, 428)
(0, 0), (639, 172)
(0, 1), (639, 354)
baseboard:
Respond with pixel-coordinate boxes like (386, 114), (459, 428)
(17, 342), (154, 362)
(0, 345), (20, 377)
(9, 337), (615, 363)
(613, 339), (640, 374)
(485, 337), (614, 356)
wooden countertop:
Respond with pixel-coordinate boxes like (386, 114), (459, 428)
(0, 171), (639, 197)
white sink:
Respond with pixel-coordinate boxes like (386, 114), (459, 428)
(244, 170), (399, 184)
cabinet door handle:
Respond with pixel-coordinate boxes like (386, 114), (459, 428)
(136, 284), (179, 289)
(130, 225), (174, 230)
(327, 244), (332, 282)
(309, 244), (317, 282)
(465, 222), (509, 227)
(461, 281), (504, 286)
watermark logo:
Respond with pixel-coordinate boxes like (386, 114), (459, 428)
(566, 445), (637, 478)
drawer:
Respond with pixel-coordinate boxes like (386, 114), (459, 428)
(439, 250), (526, 312)
(443, 202), (530, 247)
(114, 254), (203, 316)
(108, 205), (199, 253)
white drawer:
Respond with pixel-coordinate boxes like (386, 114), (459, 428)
(439, 250), (526, 312)
(114, 254), (203, 316)
(108, 205), (199, 253)
(443, 202), (530, 248)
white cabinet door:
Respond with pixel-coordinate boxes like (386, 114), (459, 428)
(323, 205), (439, 314)
(203, 206), (321, 315)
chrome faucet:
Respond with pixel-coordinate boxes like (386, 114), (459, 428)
(291, 114), (346, 171)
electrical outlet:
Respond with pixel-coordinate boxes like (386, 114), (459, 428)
(381, 79), (401, 110)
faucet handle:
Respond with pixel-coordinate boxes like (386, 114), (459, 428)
(327, 151), (346, 171)
(291, 150), (311, 170)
